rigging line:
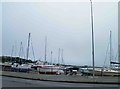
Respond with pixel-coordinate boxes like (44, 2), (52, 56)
(103, 40), (110, 69)
(31, 37), (35, 62)
(21, 43), (25, 59)
(19, 42), (22, 58)
(14, 41), (17, 62)
(11, 45), (14, 62)
(114, 50), (118, 61)
(111, 44), (117, 62)
(11, 45), (14, 57)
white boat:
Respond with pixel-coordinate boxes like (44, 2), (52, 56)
(32, 36), (64, 75)
(11, 63), (32, 72)
(81, 31), (120, 76)
(31, 60), (64, 74)
(80, 67), (120, 76)
(36, 64), (63, 74)
(102, 68), (120, 76)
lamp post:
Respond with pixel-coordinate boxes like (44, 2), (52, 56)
(90, 0), (95, 78)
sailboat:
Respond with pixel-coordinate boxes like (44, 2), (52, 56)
(11, 33), (32, 72)
(81, 1), (120, 76)
(33, 37), (64, 74)
(81, 31), (120, 76)
(100, 31), (120, 76)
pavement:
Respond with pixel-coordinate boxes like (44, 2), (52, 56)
(2, 76), (120, 88)
(1, 71), (120, 84)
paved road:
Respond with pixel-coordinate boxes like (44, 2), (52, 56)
(2, 76), (120, 88)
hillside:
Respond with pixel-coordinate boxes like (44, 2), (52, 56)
(0, 56), (33, 64)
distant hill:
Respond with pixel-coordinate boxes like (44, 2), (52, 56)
(0, 56), (33, 64)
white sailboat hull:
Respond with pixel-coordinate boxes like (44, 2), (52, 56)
(81, 68), (120, 76)
(36, 65), (62, 74)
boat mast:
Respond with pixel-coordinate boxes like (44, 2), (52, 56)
(51, 51), (53, 65)
(26, 33), (31, 61)
(51, 51), (53, 73)
(61, 49), (64, 65)
(14, 41), (17, 62)
(14, 41), (17, 58)
(58, 48), (60, 65)
(45, 36), (47, 62)
(90, 0), (95, 78)
(110, 31), (112, 68)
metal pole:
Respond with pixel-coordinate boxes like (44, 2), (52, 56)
(90, 0), (95, 78)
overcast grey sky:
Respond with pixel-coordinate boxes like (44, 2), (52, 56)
(2, 1), (118, 66)
(0, 2), (2, 56)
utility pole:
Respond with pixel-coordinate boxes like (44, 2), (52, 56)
(90, 0), (95, 78)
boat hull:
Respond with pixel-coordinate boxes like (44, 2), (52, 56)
(81, 68), (120, 76)
(36, 65), (61, 75)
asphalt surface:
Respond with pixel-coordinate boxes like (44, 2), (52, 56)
(2, 71), (119, 84)
(2, 76), (120, 88)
